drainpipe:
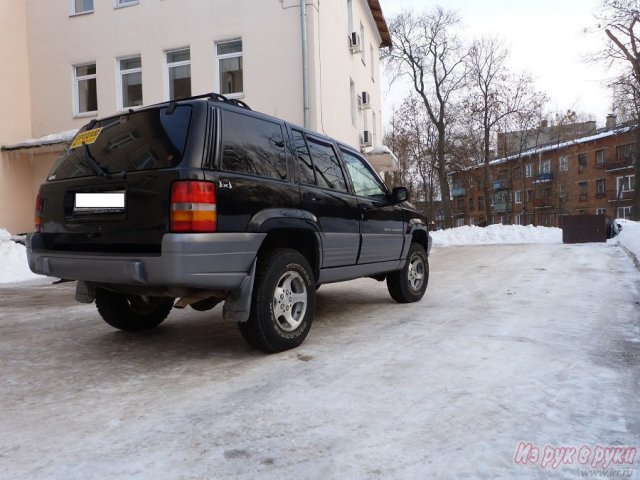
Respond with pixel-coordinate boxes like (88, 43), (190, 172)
(300, 0), (310, 128)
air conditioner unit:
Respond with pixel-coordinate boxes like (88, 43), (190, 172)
(349, 32), (362, 53)
(359, 91), (371, 110)
(360, 130), (372, 148)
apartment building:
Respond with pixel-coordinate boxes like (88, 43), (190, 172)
(450, 120), (637, 227)
(0, 0), (393, 233)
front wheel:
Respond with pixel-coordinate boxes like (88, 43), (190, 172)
(238, 248), (316, 353)
(95, 289), (174, 331)
(387, 243), (429, 303)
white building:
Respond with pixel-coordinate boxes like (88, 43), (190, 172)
(1, 0), (394, 233)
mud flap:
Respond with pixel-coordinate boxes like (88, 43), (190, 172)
(75, 281), (96, 304)
(223, 259), (257, 323)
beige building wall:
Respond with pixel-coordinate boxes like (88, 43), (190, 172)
(0, 0), (35, 233)
(308, 0), (383, 149)
(25, 0), (384, 148)
(25, 0), (307, 136)
(2, 0), (389, 233)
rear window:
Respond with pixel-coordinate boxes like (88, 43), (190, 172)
(220, 110), (287, 180)
(47, 105), (192, 181)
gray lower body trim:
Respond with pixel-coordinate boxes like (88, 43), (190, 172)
(318, 260), (403, 285)
(27, 232), (266, 290)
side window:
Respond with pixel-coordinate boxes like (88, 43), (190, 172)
(221, 111), (287, 180)
(305, 135), (348, 192)
(292, 129), (315, 185)
(340, 149), (387, 200)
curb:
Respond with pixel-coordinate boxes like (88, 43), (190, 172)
(619, 243), (640, 271)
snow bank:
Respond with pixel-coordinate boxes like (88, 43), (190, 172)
(0, 228), (42, 283)
(610, 219), (640, 267)
(431, 224), (562, 246)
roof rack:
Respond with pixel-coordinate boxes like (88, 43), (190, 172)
(166, 92), (252, 113)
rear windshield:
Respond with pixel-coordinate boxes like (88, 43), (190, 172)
(47, 105), (192, 181)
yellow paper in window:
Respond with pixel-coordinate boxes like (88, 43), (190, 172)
(70, 128), (103, 149)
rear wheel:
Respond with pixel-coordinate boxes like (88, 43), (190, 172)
(95, 289), (174, 331)
(387, 242), (429, 303)
(238, 248), (316, 353)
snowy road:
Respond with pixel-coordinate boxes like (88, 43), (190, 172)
(1, 243), (639, 479)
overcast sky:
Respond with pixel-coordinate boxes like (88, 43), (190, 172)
(378, 0), (614, 128)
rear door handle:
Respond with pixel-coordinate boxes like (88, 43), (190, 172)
(302, 192), (319, 201)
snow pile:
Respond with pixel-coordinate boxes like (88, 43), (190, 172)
(0, 229), (42, 283)
(431, 224), (562, 246)
(611, 219), (640, 266)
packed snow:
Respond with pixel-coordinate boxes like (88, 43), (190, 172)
(1, 242), (638, 479)
(610, 219), (640, 267)
(0, 229), (42, 283)
(1, 221), (637, 284)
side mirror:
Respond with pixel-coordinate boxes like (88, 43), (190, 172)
(391, 186), (408, 204)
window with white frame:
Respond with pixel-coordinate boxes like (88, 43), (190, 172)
(217, 39), (243, 97)
(596, 149), (605, 165)
(166, 48), (191, 100)
(116, 0), (138, 7)
(525, 163), (533, 177)
(469, 217), (476, 226)
(350, 79), (356, 127)
(72, 0), (93, 15)
(118, 56), (142, 109)
(515, 214), (522, 225)
(363, 110), (369, 138)
(559, 184), (568, 198)
(372, 110), (376, 144)
(514, 190), (522, 203)
(456, 218), (465, 227)
(74, 63), (97, 115)
(617, 175), (635, 193)
(525, 189), (533, 202)
(360, 22), (365, 64)
(596, 208), (606, 215)
(618, 206), (632, 219)
(559, 155), (568, 172)
(370, 44), (375, 80)
(541, 159), (551, 174)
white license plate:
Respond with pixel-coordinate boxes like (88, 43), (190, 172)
(74, 192), (125, 212)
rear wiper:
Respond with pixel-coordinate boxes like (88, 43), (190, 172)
(82, 143), (111, 178)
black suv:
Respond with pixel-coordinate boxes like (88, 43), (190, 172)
(27, 93), (431, 352)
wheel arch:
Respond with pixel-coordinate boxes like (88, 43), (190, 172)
(248, 208), (322, 282)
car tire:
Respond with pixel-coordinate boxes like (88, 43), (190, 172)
(387, 242), (429, 303)
(95, 289), (174, 331)
(238, 248), (316, 353)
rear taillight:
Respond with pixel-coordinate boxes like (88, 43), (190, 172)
(170, 181), (217, 232)
(35, 194), (43, 233)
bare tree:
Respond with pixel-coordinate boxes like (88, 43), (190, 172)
(498, 92), (548, 225)
(386, 8), (469, 228)
(466, 37), (547, 222)
(596, 0), (640, 218)
(384, 96), (440, 222)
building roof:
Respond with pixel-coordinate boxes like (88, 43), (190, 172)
(487, 125), (636, 167)
(367, 0), (391, 48)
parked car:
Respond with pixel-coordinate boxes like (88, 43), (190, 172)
(27, 93), (431, 352)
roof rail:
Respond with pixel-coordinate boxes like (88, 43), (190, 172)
(166, 92), (252, 112)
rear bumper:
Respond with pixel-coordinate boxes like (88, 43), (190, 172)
(27, 233), (266, 290)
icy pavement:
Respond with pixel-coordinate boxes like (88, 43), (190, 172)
(1, 243), (639, 479)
